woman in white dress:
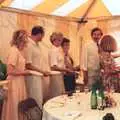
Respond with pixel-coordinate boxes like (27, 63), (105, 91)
(48, 32), (72, 97)
(2, 30), (31, 120)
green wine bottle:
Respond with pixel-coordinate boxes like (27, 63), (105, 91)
(97, 89), (105, 110)
(91, 90), (97, 109)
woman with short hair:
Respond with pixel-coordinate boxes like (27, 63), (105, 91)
(48, 32), (72, 97)
(99, 35), (118, 91)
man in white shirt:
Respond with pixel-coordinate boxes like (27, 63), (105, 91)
(81, 27), (103, 89)
(24, 26), (50, 108)
(25, 26), (49, 75)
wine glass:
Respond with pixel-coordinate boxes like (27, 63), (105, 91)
(74, 86), (81, 105)
(84, 86), (89, 94)
(75, 86), (80, 95)
(111, 86), (115, 94)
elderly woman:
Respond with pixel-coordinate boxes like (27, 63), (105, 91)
(2, 30), (30, 120)
(99, 35), (118, 92)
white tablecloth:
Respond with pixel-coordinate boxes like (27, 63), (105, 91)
(25, 71), (43, 108)
(43, 92), (120, 120)
(49, 71), (65, 98)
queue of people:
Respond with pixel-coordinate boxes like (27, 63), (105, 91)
(1, 25), (120, 120)
(1, 26), (80, 120)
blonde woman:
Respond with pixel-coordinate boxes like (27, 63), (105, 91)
(48, 32), (72, 97)
(2, 30), (30, 120)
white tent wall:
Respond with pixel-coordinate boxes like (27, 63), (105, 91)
(0, 10), (18, 62)
(1, 8), (120, 72)
(0, 8), (85, 71)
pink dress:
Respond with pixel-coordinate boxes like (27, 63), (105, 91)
(2, 46), (27, 120)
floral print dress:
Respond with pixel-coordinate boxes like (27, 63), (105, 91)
(99, 52), (119, 91)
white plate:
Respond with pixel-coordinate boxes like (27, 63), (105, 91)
(64, 111), (82, 119)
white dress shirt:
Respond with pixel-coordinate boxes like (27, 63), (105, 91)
(80, 40), (100, 77)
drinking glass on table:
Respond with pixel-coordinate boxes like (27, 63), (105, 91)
(75, 86), (80, 93)
(75, 86), (80, 98)
(84, 86), (89, 94)
(111, 85), (115, 94)
(60, 94), (67, 106)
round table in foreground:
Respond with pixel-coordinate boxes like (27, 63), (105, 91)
(43, 92), (120, 120)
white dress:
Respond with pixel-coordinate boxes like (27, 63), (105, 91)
(48, 46), (65, 97)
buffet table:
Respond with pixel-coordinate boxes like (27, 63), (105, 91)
(43, 92), (120, 120)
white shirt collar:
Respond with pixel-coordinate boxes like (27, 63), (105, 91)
(28, 37), (39, 46)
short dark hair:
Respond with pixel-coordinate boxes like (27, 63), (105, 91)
(91, 27), (103, 36)
(61, 37), (70, 47)
(31, 26), (44, 35)
(103, 113), (115, 120)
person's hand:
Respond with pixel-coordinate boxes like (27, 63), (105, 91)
(65, 68), (74, 74)
(24, 70), (33, 75)
(75, 72), (79, 79)
(43, 71), (51, 76)
(74, 65), (80, 71)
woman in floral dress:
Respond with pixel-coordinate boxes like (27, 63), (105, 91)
(99, 35), (118, 91)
